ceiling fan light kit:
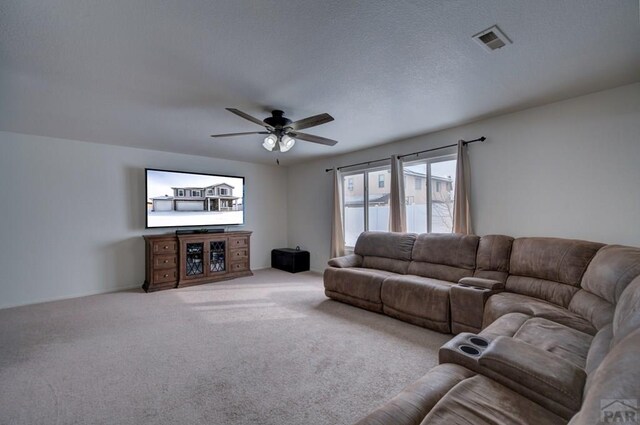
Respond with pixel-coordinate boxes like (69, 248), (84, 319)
(262, 134), (278, 151)
(211, 108), (338, 153)
(279, 135), (295, 152)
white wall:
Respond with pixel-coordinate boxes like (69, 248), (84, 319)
(0, 132), (288, 308)
(287, 83), (640, 271)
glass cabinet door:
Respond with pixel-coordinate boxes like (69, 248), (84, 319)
(186, 242), (205, 276)
(210, 240), (226, 273)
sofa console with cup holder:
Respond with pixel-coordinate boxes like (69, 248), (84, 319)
(323, 231), (640, 425)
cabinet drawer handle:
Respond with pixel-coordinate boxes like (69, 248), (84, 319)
(163, 245), (169, 249)
(163, 260), (169, 263)
(163, 274), (169, 278)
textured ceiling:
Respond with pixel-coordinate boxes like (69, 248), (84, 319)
(1, 0), (639, 165)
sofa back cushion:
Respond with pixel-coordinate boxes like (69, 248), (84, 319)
(571, 274), (640, 424)
(568, 245), (640, 330)
(581, 245), (640, 304)
(570, 328), (640, 425)
(506, 238), (604, 307)
(612, 274), (640, 346)
(355, 231), (417, 274)
(407, 233), (480, 282)
(473, 235), (514, 283)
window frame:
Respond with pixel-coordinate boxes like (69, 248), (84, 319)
(402, 153), (456, 234)
(341, 163), (391, 250)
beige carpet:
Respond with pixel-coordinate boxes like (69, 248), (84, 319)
(0, 269), (451, 425)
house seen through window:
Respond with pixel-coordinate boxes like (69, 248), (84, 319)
(341, 156), (456, 249)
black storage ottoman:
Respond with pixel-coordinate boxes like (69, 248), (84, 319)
(271, 248), (310, 273)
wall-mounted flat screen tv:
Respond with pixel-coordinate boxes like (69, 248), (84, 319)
(145, 168), (245, 228)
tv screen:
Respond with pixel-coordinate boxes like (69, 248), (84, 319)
(145, 168), (245, 228)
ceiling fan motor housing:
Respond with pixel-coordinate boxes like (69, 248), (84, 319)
(263, 110), (292, 129)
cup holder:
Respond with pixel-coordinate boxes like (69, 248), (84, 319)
(459, 345), (480, 356)
(469, 337), (489, 347)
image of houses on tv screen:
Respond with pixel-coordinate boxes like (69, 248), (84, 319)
(146, 170), (244, 227)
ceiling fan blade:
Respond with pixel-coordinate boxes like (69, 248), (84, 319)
(287, 113), (334, 131)
(289, 131), (338, 146)
(225, 108), (272, 129)
(210, 131), (270, 138)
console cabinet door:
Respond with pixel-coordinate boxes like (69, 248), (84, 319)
(183, 242), (206, 280)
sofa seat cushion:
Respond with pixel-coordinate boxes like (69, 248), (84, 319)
(480, 313), (593, 368)
(484, 292), (596, 335)
(323, 267), (396, 309)
(420, 374), (566, 425)
(381, 275), (454, 332)
(354, 364), (474, 425)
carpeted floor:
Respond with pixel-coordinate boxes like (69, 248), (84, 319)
(0, 269), (451, 425)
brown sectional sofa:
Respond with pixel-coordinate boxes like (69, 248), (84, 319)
(323, 231), (640, 425)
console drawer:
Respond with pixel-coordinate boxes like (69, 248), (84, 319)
(230, 248), (248, 260)
(230, 260), (249, 272)
(152, 240), (177, 254)
(154, 254), (177, 269)
(153, 269), (177, 283)
(229, 236), (248, 249)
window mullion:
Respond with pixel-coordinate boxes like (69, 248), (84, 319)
(364, 171), (369, 231)
(427, 161), (432, 233)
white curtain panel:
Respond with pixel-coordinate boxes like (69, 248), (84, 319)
(453, 140), (473, 234)
(389, 155), (407, 232)
(330, 169), (346, 258)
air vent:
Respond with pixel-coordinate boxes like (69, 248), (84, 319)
(472, 25), (511, 52)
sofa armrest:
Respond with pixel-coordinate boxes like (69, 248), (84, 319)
(327, 254), (363, 268)
(479, 336), (586, 413)
(450, 283), (500, 334)
(458, 277), (504, 290)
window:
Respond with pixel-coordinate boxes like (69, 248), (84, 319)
(341, 167), (391, 248)
(207, 189), (213, 195)
(192, 190), (201, 197)
(219, 188), (229, 195)
(403, 155), (456, 234)
(177, 189), (185, 197)
(342, 173), (365, 247)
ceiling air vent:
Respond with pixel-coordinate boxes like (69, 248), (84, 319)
(472, 25), (511, 52)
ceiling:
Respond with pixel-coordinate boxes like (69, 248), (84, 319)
(1, 0), (639, 165)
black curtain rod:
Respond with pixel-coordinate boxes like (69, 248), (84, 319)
(325, 137), (486, 173)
